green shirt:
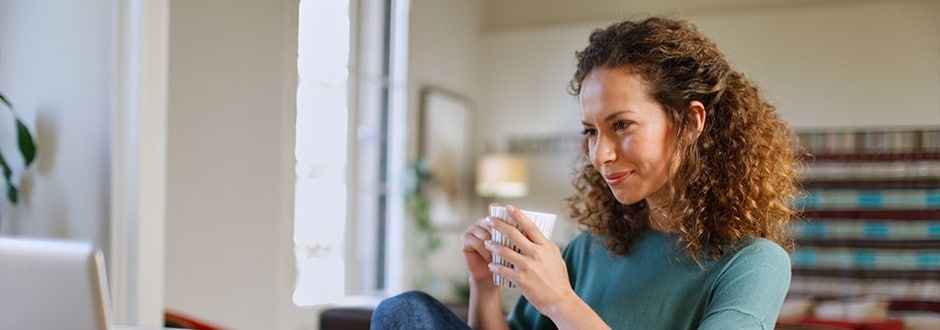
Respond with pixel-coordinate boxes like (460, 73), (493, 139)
(507, 229), (790, 329)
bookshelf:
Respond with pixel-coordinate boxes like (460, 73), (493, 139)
(791, 127), (940, 313)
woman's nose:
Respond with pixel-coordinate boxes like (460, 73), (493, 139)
(593, 135), (617, 165)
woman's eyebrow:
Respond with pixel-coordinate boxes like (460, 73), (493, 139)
(603, 110), (634, 123)
(582, 110), (633, 126)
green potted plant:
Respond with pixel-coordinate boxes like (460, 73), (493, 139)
(0, 90), (37, 210)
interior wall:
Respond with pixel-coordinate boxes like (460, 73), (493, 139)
(403, 0), (484, 301)
(689, 0), (940, 128)
(164, 0), (297, 329)
(0, 0), (113, 250)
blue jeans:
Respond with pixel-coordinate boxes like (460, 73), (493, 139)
(370, 291), (470, 330)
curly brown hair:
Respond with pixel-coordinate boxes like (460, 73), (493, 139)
(566, 17), (803, 263)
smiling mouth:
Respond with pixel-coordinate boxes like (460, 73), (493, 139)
(604, 172), (631, 186)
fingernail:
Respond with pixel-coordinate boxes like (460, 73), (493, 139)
(506, 205), (518, 212)
(484, 217), (494, 225)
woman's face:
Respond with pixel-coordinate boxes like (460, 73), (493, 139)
(579, 66), (675, 206)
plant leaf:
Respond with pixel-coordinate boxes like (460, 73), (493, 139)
(0, 151), (14, 204)
(6, 183), (16, 204)
(16, 119), (36, 166)
(0, 151), (11, 182)
(0, 91), (11, 110)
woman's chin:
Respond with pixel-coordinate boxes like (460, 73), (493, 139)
(611, 191), (644, 205)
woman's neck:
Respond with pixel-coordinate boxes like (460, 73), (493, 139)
(646, 200), (677, 233)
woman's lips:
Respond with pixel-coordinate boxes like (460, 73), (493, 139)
(604, 171), (631, 186)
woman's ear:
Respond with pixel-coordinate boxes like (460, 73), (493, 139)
(689, 100), (706, 138)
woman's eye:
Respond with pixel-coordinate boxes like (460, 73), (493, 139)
(580, 128), (597, 137)
(613, 121), (630, 131)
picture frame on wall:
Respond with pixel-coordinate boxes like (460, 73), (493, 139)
(418, 87), (473, 229)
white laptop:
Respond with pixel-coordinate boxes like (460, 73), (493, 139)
(0, 237), (116, 330)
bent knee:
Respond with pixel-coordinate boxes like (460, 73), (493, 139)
(374, 291), (434, 314)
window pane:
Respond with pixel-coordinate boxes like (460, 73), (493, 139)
(293, 0), (350, 306)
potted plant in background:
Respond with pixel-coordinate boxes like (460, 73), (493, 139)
(405, 160), (473, 305)
(404, 160), (441, 288)
(0, 90), (37, 227)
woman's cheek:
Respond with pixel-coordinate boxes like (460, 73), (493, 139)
(588, 145), (598, 165)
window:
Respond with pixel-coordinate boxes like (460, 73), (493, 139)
(293, 0), (409, 305)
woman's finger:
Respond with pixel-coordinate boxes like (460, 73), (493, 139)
(485, 239), (524, 267)
(487, 261), (516, 285)
(506, 205), (549, 244)
(489, 213), (536, 254)
(469, 219), (492, 240)
(463, 220), (494, 262)
(461, 230), (491, 261)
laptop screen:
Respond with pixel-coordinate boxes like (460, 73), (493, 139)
(0, 237), (113, 330)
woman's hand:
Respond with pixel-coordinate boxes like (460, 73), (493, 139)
(461, 212), (497, 284)
(462, 208), (510, 330)
(484, 205), (575, 316)
(468, 204), (608, 329)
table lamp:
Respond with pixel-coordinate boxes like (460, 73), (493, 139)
(475, 154), (528, 198)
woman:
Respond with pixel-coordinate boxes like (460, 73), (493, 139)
(371, 16), (801, 329)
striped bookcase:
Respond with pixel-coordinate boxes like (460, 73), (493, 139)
(791, 127), (940, 313)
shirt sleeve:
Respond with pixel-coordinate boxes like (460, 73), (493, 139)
(698, 240), (792, 330)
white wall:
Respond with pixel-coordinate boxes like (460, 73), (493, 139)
(404, 0), (484, 302)
(689, 0), (940, 128)
(0, 0), (113, 251)
(164, 0), (298, 329)
(1, 1), (168, 326)
(0, 1), (301, 328)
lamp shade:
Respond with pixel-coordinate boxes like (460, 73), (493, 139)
(475, 154), (528, 198)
